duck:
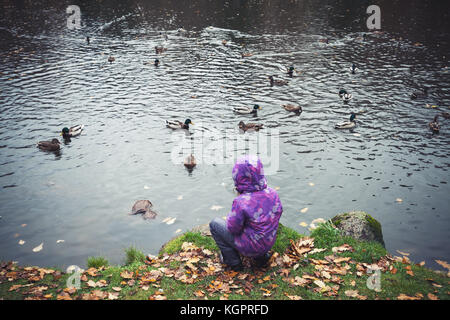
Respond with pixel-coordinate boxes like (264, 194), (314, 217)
(238, 121), (263, 132)
(241, 52), (253, 58)
(222, 40), (228, 46)
(269, 76), (288, 86)
(61, 125), (84, 140)
(233, 104), (261, 115)
(154, 59), (160, 67)
(108, 56), (115, 63)
(350, 63), (358, 74)
(184, 154), (197, 169)
(287, 66), (295, 77)
(339, 89), (353, 103)
(441, 112), (450, 119)
(155, 46), (167, 54)
(410, 88), (428, 99)
(335, 113), (356, 129)
(319, 38), (329, 44)
(166, 119), (193, 130)
(282, 104), (302, 114)
(37, 138), (60, 151)
(86, 36), (90, 45)
(429, 115), (440, 133)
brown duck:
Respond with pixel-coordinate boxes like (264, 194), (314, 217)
(238, 121), (263, 132)
(37, 139), (60, 151)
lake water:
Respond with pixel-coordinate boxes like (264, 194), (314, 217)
(0, 0), (449, 270)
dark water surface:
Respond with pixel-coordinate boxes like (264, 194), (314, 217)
(0, 0), (449, 270)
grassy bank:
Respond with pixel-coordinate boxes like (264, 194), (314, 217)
(1, 222), (449, 300)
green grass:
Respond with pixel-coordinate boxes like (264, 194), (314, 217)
(159, 231), (219, 255)
(272, 223), (304, 253)
(124, 246), (146, 265)
(1, 222), (449, 300)
(87, 256), (109, 269)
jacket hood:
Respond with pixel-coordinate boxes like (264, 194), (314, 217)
(232, 155), (267, 193)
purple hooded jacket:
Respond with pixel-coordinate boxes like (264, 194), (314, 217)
(226, 155), (283, 257)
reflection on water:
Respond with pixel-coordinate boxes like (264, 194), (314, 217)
(0, 0), (449, 270)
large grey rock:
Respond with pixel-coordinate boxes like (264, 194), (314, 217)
(331, 211), (385, 247)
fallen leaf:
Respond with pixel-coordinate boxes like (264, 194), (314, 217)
(427, 293), (438, 300)
(299, 222), (308, 227)
(18, 240), (25, 245)
(397, 294), (421, 300)
(345, 290), (359, 298)
(210, 205), (224, 211)
(435, 260), (450, 270)
(32, 243), (43, 252)
(120, 270), (134, 279)
(300, 208), (309, 213)
(396, 250), (410, 256)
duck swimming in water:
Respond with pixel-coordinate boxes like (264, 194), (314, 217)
(154, 59), (160, 67)
(184, 154), (197, 170)
(429, 115), (440, 133)
(155, 46), (167, 54)
(166, 119), (193, 130)
(269, 76), (288, 86)
(282, 104), (302, 114)
(233, 104), (261, 115)
(238, 121), (263, 132)
(108, 56), (115, 63)
(335, 113), (356, 129)
(411, 88), (428, 99)
(61, 125), (84, 140)
(287, 66), (295, 77)
(350, 63), (358, 74)
(37, 138), (61, 151)
(339, 89), (353, 103)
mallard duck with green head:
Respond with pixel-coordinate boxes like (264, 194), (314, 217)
(37, 138), (61, 151)
(233, 104), (261, 115)
(287, 66), (295, 77)
(335, 113), (356, 129)
(166, 119), (193, 130)
(238, 121), (263, 132)
(61, 125), (84, 140)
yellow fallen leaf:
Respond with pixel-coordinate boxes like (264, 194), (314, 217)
(299, 222), (308, 227)
(300, 208), (309, 213)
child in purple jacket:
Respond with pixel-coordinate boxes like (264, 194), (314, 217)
(209, 155), (283, 271)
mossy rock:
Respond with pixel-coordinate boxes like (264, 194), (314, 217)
(331, 211), (385, 247)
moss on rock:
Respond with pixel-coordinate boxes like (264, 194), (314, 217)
(331, 211), (385, 247)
